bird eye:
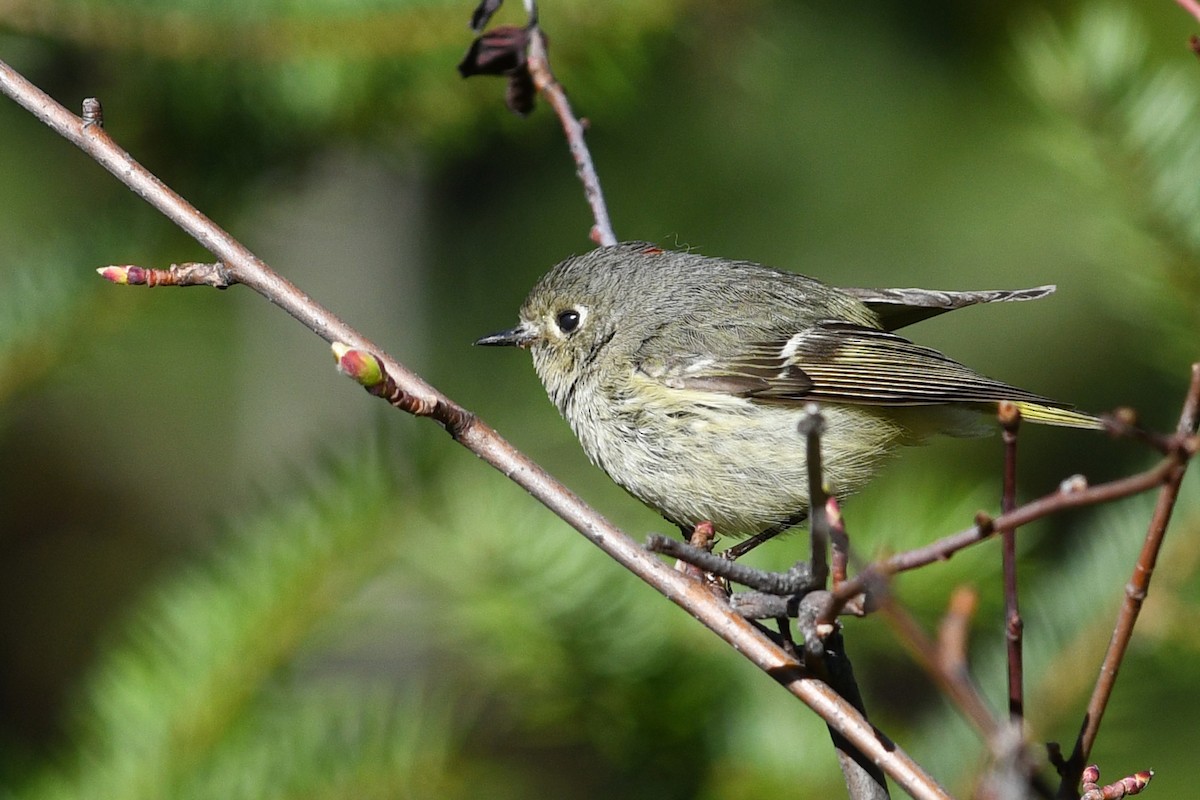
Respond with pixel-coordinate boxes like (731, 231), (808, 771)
(556, 308), (582, 334)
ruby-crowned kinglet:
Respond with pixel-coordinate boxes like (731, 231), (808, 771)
(477, 242), (1100, 535)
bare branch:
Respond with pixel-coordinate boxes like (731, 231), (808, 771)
(998, 402), (1025, 723)
(458, 3), (615, 244)
(21, 65), (940, 800)
(525, 23), (617, 246)
(0, 60), (947, 796)
(801, 404), (831, 588)
(1057, 362), (1200, 796)
(936, 586), (977, 681)
(833, 434), (1196, 604)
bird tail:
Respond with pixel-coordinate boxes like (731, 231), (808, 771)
(1010, 401), (1105, 430)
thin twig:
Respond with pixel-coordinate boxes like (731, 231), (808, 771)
(879, 594), (1001, 740)
(998, 402), (1025, 723)
(0, 58), (950, 800)
(1057, 362), (1200, 798)
(97, 262), (234, 288)
(797, 405), (889, 800)
(801, 404), (831, 588)
(646, 534), (816, 595)
(829, 496), (853, 591)
(1099, 407), (1175, 454)
(831, 444), (1193, 605)
(936, 586), (977, 682)
(524, 11), (616, 246)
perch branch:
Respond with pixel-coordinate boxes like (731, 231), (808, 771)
(0, 58), (948, 800)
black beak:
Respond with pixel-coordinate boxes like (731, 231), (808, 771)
(474, 324), (536, 348)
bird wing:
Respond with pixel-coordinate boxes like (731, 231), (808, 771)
(840, 285), (1056, 331)
(635, 321), (1101, 428)
(775, 322), (1054, 405)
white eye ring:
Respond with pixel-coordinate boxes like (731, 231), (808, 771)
(554, 306), (587, 335)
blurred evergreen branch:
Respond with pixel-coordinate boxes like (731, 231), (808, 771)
(177, 683), (476, 800)
(0, 0), (690, 161)
(1016, 4), (1200, 370)
(14, 449), (442, 800)
(388, 466), (755, 797)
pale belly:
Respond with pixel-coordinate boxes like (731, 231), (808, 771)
(570, 389), (908, 535)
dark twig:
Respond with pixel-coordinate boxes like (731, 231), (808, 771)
(1057, 362), (1200, 798)
(795, 408), (888, 800)
(815, 624), (892, 800)
(801, 404), (831, 588)
(998, 402), (1025, 723)
(646, 534), (818, 596)
(729, 590), (794, 620)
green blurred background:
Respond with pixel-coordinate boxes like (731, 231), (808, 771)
(2, 1), (1199, 797)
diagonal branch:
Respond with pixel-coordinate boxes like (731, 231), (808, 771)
(0, 57), (949, 800)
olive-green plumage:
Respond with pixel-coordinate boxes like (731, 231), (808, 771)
(477, 242), (1099, 535)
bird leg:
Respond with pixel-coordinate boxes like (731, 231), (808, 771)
(670, 521), (728, 600)
(720, 512), (806, 561)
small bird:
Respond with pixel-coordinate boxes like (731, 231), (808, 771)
(477, 242), (1100, 536)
